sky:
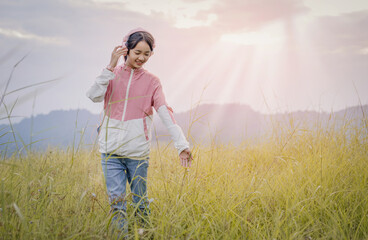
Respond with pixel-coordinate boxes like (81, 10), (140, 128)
(0, 0), (367, 123)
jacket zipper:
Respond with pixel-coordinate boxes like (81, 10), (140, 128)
(122, 69), (134, 121)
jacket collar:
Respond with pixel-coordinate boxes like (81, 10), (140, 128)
(122, 63), (145, 74)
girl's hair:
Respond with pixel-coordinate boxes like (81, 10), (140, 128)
(124, 31), (155, 61)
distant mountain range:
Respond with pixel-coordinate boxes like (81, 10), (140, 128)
(0, 103), (366, 154)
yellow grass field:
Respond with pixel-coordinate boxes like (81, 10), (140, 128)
(1, 118), (367, 239)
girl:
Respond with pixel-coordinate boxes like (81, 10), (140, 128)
(86, 28), (193, 232)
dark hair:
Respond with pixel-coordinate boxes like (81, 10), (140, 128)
(124, 31), (155, 61)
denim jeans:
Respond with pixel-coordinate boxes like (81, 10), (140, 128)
(101, 153), (150, 231)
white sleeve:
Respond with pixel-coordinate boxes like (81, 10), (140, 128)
(86, 68), (115, 103)
(157, 105), (189, 155)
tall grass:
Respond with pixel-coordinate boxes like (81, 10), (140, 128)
(0, 114), (367, 239)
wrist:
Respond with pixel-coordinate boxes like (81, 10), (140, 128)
(106, 64), (115, 72)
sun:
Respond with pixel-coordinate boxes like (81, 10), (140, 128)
(220, 20), (286, 47)
(164, 15), (326, 114)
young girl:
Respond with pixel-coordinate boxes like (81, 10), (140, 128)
(86, 28), (193, 232)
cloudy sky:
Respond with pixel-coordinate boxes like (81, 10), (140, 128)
(0, 0), (367, 123)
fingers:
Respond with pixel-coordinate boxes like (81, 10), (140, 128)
(180, 157), (191, 168)
(113, 45), (121, 51)
(117, 49), (127, 57)
(112, 45), (128, 56)
(116, 48), (128, 56)
(113, 45), (127, 51)
(181, 158), (186, 167)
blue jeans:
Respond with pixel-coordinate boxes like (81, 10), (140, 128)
(101, 153), (150, 230)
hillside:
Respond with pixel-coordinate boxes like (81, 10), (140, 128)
(0, 103), (366, 153)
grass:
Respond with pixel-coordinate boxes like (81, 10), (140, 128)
(0, 116), (367, 240)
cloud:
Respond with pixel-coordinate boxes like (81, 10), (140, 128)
(85, 0), (219, 28)
(359, 48), (368, 55)
(0, 0), (164, 50)
(0, 27), (69, 45)
(308, 10), (368, 56)
(194, 0), (309, 34)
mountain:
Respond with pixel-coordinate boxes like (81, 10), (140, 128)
(0, 104), (367, 154)
(0, 109), (99, 153)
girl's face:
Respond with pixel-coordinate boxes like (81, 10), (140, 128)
(126, 41), (152, 69)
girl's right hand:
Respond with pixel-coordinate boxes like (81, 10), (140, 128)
(109, 45), (128, 67)
(179, 148), (193, 168)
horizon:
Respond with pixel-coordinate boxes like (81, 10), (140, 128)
(2, 102), (367, 126)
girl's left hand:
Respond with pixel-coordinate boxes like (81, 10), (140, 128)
(179, 148), (193, 168)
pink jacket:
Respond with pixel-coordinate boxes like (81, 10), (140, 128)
(86, 64), (189, 159)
